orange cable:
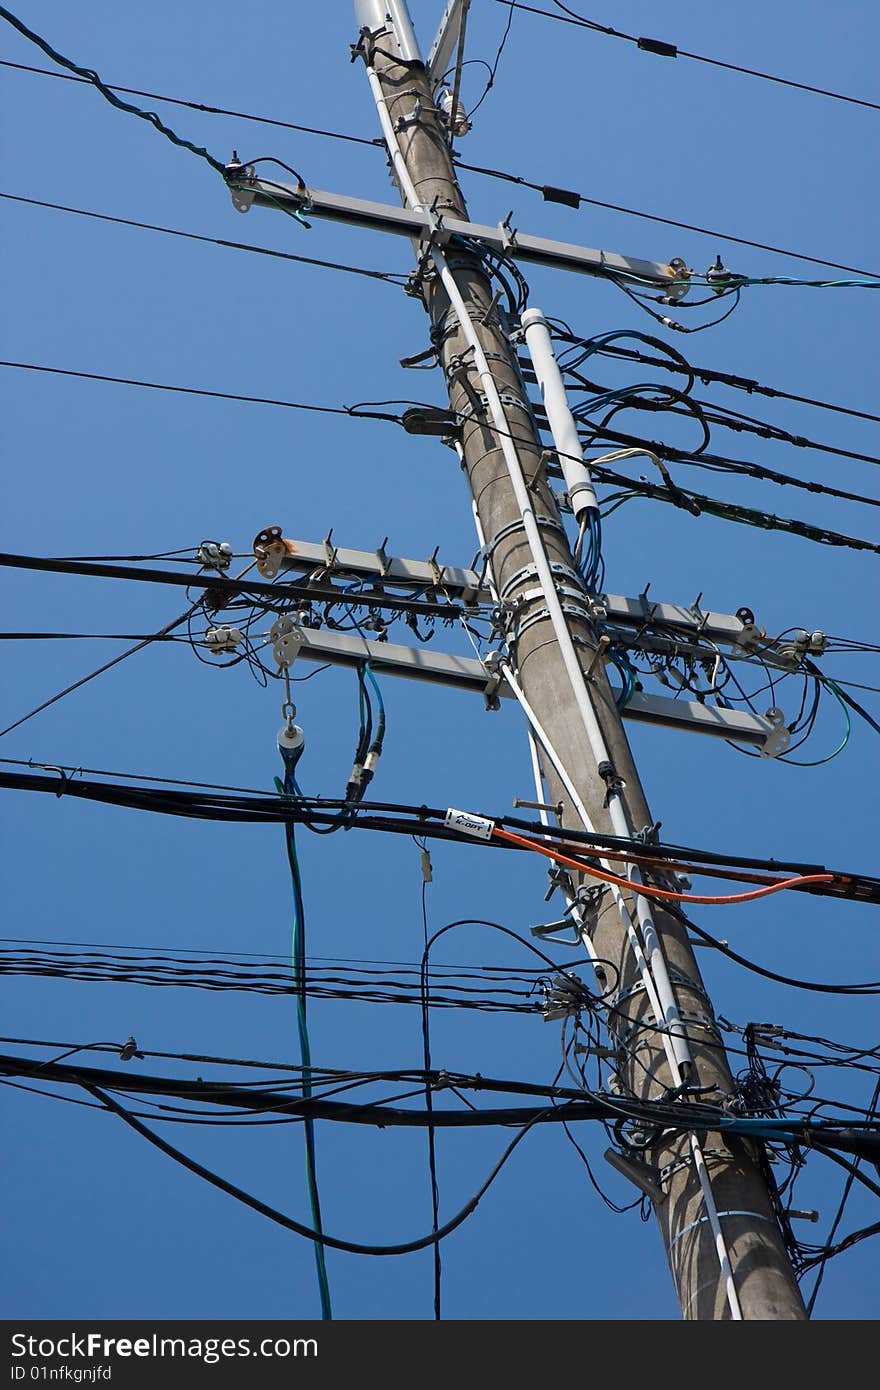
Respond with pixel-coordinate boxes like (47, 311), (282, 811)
(492, 826), (833, 906)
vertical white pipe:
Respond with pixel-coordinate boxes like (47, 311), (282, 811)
(521, 307), (599, 520)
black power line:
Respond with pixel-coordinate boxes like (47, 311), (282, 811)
(1, 766), (878, 906)
(0, 57), (380, 149)
(0, 604), (198, 740)
(0, 552), (465, 620)
(0, 192), (406, 285)
(553, 332), (880, 429)
(456, 157), (880, 281)
(497, 2), (880, 114)
(3, 54), (875, 281)
(4, 354), (878, 558)
(0, 359), (406, 421)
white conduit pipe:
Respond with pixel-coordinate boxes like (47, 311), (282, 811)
(521, 307), (598, 520)
(366, 51), (741, 1320)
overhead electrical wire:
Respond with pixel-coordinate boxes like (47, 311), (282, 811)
(4, 53), (875, 281)
(0, 192), (407, 285)
(574, 421), (880, 511)
(465, 1), (515, 119)
(0, 57), (381, 148)
(4, 1052), (879, 1154)
(663, 901), (880, 998)
(0, 553), (465, 626)
(0, 945), (544, 1015)
(806, 1076), (880, 1314)
(551, 329), (880, 428)
(536, 334), (880, 469)
(415, 844), (442, 1319)
(454, 157), (880, 281)
(3, 354), (878, 558)
(491, 826), (835, 907)
(496, 2), (880, 114)
(0, 602), (200, 740)
(5, 1016), (878, 1093)
(1, 768), (878, 908)
(0, 360), (406, 422)
(0, 7), (228, 173)
(5, 1), (879, 1306)
(475, 410), (880, 557)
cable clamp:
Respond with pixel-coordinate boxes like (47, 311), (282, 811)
(614, 1007), (720, 1054)
(226, 157), (257, 215)
(516, 584), (591, 610)
(659, 1146), (732, 1192)
(512, 601), (593, 643)
(483, 515), (563, 563)
(406, 218), (445, 297)
(501, 558), (581, 599)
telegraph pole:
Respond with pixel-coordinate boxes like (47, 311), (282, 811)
(351, 0), (806, 1319)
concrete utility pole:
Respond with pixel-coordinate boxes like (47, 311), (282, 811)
(352, 0), (806, 1319)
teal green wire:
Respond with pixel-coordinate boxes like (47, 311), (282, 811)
(274, 772), (333, 1319)
(0, 6), (227, 173)
(780, 680), (851, 767)
(733, 277), (880, 289)
(600, 490), (642, 518)
(363, 662), (385, 716)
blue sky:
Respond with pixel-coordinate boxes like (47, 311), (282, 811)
(1, 0), (878, 1321)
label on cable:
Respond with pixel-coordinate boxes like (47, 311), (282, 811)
(445, 808), (495, 841)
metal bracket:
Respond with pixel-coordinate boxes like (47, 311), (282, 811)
(375, 538), (391, 576)
(584, 634), (611, 680)
(322, 529), (338, 571)
(689, 593), (711, 634)
(760, 706), (792, 759)
(270, 615), (303, 670)
(394, 99), (422, 131)
(498, 211), (518, 253)
(253, 524), (286, 579)
(427, 545), (444, 587)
